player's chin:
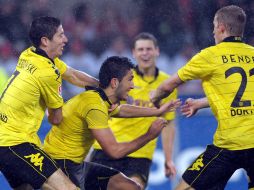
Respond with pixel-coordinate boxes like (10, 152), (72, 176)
(121, 94), (128, 101)
(58, 50), (63, 56)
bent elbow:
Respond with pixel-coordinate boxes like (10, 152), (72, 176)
(51, 118), (62, 125)
(48, 115), (63, 125)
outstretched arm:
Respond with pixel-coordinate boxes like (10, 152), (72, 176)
(162, 120), (176, 178)
(113, 99), (181, 118)
(91, 118), (167, 159)
(151, 73), (183, 107)
(62, 66), (99, 88)
(181, 97), (209, 117)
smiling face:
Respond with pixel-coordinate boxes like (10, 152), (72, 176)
(46, 25), (68, 59)
(115, 69), (134, 101)
(133, 39), (159, 70)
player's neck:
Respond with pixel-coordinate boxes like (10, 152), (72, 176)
(103, 88), (117, 104)
(138, 66), (156, 77)
(39, 46), (54, 60)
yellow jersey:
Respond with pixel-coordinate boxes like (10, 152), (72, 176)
(43, 89), (119, 163)
(93, 68), (177, 159)
(0, 67), (8, 94)
(0, 47), (66, 146)
(178, 37), (254, 150)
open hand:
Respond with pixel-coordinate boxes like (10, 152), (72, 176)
(159, 99), (182, 115)
(180, 98), (198, 117)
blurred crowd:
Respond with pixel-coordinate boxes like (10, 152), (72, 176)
(1, 0), (254, 100)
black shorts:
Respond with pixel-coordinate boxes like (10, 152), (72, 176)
(84, 161), (120, 190)
(0, 142), (59, 189)
(56, 159), (119, 190)
(89, 149), (152, 185)
(55, 159), (85, 189)
(182, 144), (254, 190)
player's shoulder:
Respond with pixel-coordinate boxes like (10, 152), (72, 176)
(199, 45), (217, 55)
(189, 45), (217, 62)
(69, 90), (104, 108)
(83, 90), (107, 108)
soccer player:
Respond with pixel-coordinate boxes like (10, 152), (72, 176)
(0, 16), (98, 190)
(151, 5), (254, 190)
(89, 33), (178, 189)
(43, 56), (180, 190)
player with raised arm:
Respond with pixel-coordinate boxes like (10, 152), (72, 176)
(89, 32), (178, 189)
(0, 16), (98, 190)
(43, 56), (180, 190)
(151, 5), (254, 190)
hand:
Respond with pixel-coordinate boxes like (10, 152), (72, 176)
(159, 99), (181, 115)
(165, 160), (176, 178)
(180, 98), (199, 117)
(146, 118), (167, 140)
(108, 103), (119, 113)
(150, 90), (161, 108)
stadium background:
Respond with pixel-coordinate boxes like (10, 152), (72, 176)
(0, 0), (252, 189)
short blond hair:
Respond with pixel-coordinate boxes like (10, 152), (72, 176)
(215, 5), (246, 36)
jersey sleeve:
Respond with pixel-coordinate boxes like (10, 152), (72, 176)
(37, 73), (63, 109)
(54, 58), (67, 75)
(86, 109), (109, 129)
(178, 48), (215, 81)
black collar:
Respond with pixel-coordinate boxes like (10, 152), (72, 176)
(85, 86), (112, 106)
(32, 47), (55, 64)
(134, 65), (159, 84)
(222, 36), (243, 43)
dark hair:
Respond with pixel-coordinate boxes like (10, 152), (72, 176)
(215, 5), (246, 36)
(29, 16), (61, 47)
(99, 56), (134, 89)
(132, 32), (158, 49)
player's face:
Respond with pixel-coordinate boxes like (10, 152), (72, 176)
(48, 25), (68, 58)
(213, 16), (223, 44)
(133, 39), (159, 69)
(115, 69), (134, 101)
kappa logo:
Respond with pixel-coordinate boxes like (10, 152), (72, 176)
(188, 154), (204, 171)
(24, 153), (44, 171)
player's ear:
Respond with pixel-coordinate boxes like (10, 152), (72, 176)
(219, 23), (226, 34)
(111, 78), (119, 89)
(41, 36), (49, 47)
